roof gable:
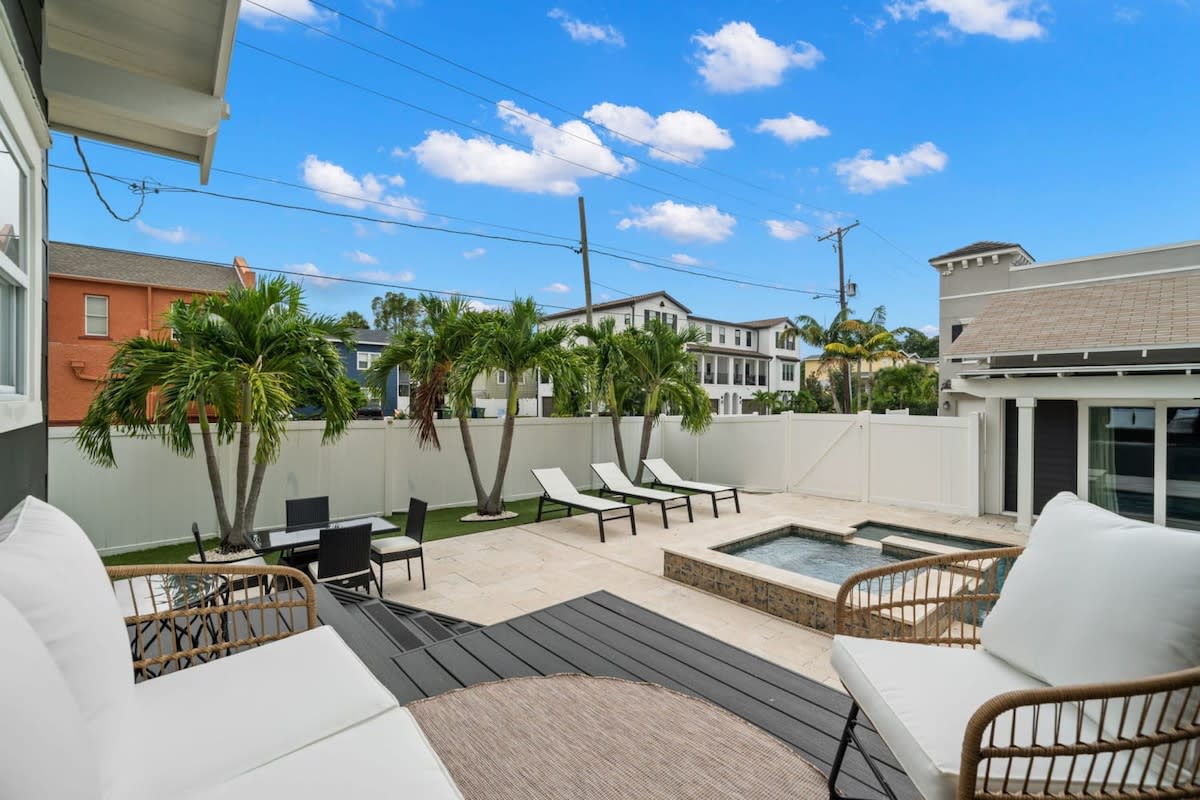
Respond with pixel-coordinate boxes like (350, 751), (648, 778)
(49, 241), (242, 293)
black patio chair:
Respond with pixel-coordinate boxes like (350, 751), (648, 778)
(370, 498), (427, 590)
(312, 523), (378, 595)
(281, 496), (330, 568)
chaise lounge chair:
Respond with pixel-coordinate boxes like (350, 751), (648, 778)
(531, 467), (636, 543)
(590, 462), (693, 528)
(828, 492), (1200, 800)
(641, 458), (741, 517)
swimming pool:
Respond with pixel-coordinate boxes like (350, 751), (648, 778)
(721, 530), (906, 585)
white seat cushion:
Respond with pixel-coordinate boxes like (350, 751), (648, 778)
(189, 708), (463, 800)
(833, 636), (1076, 800)
(980, 492), (1200, 780)
(0, 497), (133, 796)
(372, 535), (422, 556)
(0, 593), (99, 800)
(672, 479), (731, 493)
(113, 626), (398, 799)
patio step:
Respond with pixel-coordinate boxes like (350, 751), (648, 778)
(360, 600), (431, 651)
(408, 611), (457, 642)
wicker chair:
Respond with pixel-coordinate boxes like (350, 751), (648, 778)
(827, 494), (1200, 800)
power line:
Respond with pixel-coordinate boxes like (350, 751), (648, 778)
(588, 247), (838, 298)
(303, 0), (852, 222)
(239, 0), (830, 229)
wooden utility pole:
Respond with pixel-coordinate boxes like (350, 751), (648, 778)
(578, 196), (593, 328)
(818, 220), (859, 314)
(817, 220), (860, 412)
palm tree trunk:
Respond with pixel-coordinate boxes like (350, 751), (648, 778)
(239, 460), (270, 549)
(607, 387), (629, 477)
(196, 398), (233, 546)
(633, 406), (655, 484)
(483, 406), (517, 515)
(457, 415), (489, 509)
(842, 358), (852, 413)
(230, 381), (252, 547)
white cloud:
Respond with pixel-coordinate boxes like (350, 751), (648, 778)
(359, 269), (416, 283)
(834, 141), (948, 193)
(920, 324), (939, 336)
(692, 21), (823, 93)
(670, 253), (700, 265)
(541, 282), (571, 293)
(290, 263), (333, 288)
(135, 220), (192, 245)
(352, 222), (370, 237)
(547, 8), (625, 46)
(238, 0), (330, 29)
(301, 155), (426, 221)
(462, 247), (487, 260)
(764, 219), (812, 240)
(884, 0), (1047, 41)
(583, 103), (733, 163)
(345, 250), (378, 265)
(465, 298), (498, 312)
(1114, 7), (1141, 23)
(618, 200), (736, 243)
(755, 113), (830, 144)
(412, 101), (633, 195)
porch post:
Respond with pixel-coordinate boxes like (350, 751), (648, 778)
(1016, 397), (1037, 531)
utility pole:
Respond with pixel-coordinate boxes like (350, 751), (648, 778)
(578, 196), (593, 328)
(817, 220), (859, 314)
(817, 220), (860, 413)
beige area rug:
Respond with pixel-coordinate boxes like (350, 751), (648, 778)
(408, 674), (829, 800)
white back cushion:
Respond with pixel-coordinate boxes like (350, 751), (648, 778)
(0, 497), (132, 795)
(0, 592), (99, 799)
(981, 492), (1200, 780)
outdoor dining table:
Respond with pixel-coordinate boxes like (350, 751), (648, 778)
(246, 515), (400, 555)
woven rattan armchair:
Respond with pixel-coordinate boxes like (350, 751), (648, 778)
(829, 545), (1200, 800)
(107, 563), (317, 680)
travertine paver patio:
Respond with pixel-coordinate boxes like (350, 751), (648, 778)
(378, 491), (1025, 688)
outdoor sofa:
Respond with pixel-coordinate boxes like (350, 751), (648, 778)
(0, 496), (462, 800)
(829, 492), (1200, 800)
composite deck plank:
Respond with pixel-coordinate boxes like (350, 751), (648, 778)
(359, 600), (429, 650)
(478, 625), (579, 676)
(422, 640), (503, 687)
(505, 615), (641, 681)
(451, 630), (542, 679)
(392, 648), (465, 697)
(544, 599), (892, 799)
(314, 588), (426, 704)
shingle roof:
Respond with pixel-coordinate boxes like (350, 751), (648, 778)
(50, 242), (242, 292)
(352, 329), (392, 345)
(947, 273), (1200, 357)
(687, 315), (789, 329)
(541, 290), (692, 320)
(929, 241), (1024, 263)
(686, 343), (772, 359)
(736, 316), (791, 329)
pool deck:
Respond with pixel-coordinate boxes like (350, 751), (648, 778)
(378, 491), (1025, 687)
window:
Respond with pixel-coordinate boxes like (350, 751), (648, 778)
(356, 351), (380, 371)
(735, 329), (741, 346)
(951, 324), (964, 342)
(497, 369), (507, 384)
(782, 363), (795, 382)
(84, 295), (109, 337)
(540, 369), (551, 384)
(719, 327), (726, 344)
(644, 310), (651, 326)
(705, 324), (712, 342)
(746, 331), (752, 348)
(0, 117), (28, 395)
(624, 313), (631, 327)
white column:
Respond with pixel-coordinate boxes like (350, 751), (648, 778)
(1016, 397), (1037, 531)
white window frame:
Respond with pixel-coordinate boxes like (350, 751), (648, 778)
(356, 350), (380, 371)
(782, 363), (795, 382)
(84, 294), (109, 337)
(719, 327), (726, 344)
(0, 111), (29, 398)
(497, 369), (507, 384)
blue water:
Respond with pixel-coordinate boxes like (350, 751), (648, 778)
(722, 530), (905, 584)
(851, 522), (1003, 551)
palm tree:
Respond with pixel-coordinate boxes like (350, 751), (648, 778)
(577, 317), (636, 476)
(367, 295), (491, 510)
(871, 362), (938, 414)
(750, 389), (782, 415)
(791, 309), (854, 413)
(455, 298), (584, 515)
(75, 277), (356, 551)
(828, 307), (907, 411)
(621, 320), (713, 484)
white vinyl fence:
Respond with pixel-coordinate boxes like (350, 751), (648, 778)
(50, 410), (980, 554)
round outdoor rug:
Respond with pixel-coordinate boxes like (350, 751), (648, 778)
(408, 673), (829, 800)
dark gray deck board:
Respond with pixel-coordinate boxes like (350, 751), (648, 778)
(504, 615), (640, 681)
(313, 587), (426, 703)
(392, 648), (465, 697)
(445, 630), (541, 679)
(423, 640), (502, 687)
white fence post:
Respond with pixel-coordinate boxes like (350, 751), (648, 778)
(383, 417), (397, 515)
(858, 410), (872, 503)
(966, 411), (982, 515)
(781, 412), (793, 492)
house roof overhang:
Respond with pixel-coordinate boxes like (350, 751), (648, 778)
(949, 369), (1200, 401)
(44, 0), (241, 183)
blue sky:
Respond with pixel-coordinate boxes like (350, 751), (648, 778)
(49, 0), (1200, 338)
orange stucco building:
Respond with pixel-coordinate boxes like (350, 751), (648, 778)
(48, 242), (254, 425)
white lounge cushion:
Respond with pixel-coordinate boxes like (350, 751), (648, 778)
(532, 468), (629, 512)
(0, 497), (132, 796)
(0, 593), (99, 800)
(980, 491), (1200, 778)
(667, 479), (730, 493)
(113, 626), (398, 799)
(191, 708), (463, 800)
(832, 635), (1126, 800)
(372, 535), (422, 555)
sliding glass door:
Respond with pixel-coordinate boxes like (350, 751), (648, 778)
(1083, 402), (1200, 530)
